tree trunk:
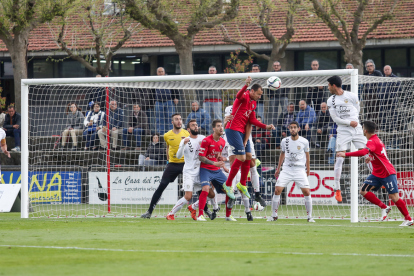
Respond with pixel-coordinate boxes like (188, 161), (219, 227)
(175, 39), (194, 75)
(266, 43), (283, 72)
(343, 46), (364, 75)
(7, 34), (29, 112)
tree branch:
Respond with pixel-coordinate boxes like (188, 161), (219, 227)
(327, 0), (350, 41)
(222, 34), (270, 61)
(350, 0), (367, 45)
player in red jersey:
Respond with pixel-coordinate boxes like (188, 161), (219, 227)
(337, 121), (413, 226)
(223, 76), (275, 201)
(197, 119), (230, 221)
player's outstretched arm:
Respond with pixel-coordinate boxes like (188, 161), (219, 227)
(337, 148), (369, 158)
(176, 139), (186, 159)
(236, 76), (252, 100)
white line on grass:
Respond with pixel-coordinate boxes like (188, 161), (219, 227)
(236, 223), (399, 229)
(1, 245), (413, 258)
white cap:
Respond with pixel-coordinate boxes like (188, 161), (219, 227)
(225, 105), (233, 117)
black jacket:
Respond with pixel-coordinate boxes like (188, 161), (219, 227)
(4, 112), (21, 130)
(277, 111), (297, 128)
(145, 142), (166, 161)
(315, 110), (332, 130)
(128, 111), (149, 133)
(364, 70), (383, 77)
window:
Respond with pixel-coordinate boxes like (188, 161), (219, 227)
(296, 51), (338, 70)
(33, 59), (54, 78)
(61, 60), (87, 78)
(410, 48), (414, 67)
(120, 58), (141, 76)
(163, 55), (180, 75)
(110, 60), (121, 76)
(384, 48), (407, 68)
(3, 62), (13, 76)
(194, 55), (222, 74)
(362, 49), (381, 70)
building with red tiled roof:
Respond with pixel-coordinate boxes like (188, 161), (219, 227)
(1, 0), (414, 105)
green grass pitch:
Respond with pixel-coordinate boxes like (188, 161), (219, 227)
(1, 212), (413, 276)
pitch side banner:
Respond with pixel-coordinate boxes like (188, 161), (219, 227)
(392, 172), (414, 206)
(88, 172), (178, 205)
(286, 170), (337, 205)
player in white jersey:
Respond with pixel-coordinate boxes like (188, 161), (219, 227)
(327, 76), (368, 202)
(268, 121), (314, 222)
(166, 120), (218, 220)
(224, 105), (266, 208)
(0, 128), (10, 175)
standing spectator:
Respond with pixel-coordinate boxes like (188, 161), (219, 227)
(61, 103), (85, 151)
(325, 124), (337, 164)
(267, 61), (289, 126)
(185, 101), (211, 134)
(296, 100), (316, 140)
(342, 64), (354, 91)
(155, 67), (179, 135)
(201, 66), (222, 121)
(306, 59), (325, 112)
(98, 100), (124, 150)
(364, 59), (383, 124)
(139, 133), (166, 166)
(379, 65), (399, 135)
(3, 105), (21, 152)
(310, 102), (332, 148)
(383, 65), (397, 78)
(273, 102), (297, 147)
(251, 64), (264, 120)
(122, 104), (148, 150)
(83, 103), (104, 150)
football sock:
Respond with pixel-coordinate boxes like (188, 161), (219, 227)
(250, 166), (260, 192)
(334, 157), (344, 190)
(240, 160), (251, 186)
(272, 194), (280, 217)
(304, 195), (313, 219)
(148, 180), (170, 213)
(226, 159), (243, 187)
(226, 195), (232, 217)
(241, 193), (250, 213)
(364, 192), (387, 209)
(170, 197), (189, 215)
(198, 191), (208, 217)
(191, 201), (199, 210)
(395, 199), (412, 221)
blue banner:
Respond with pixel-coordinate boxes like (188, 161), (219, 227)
(1, 171), (81, 204)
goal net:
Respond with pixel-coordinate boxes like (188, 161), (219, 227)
(20, 70), (414, 221)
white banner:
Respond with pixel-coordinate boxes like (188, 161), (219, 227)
(286, 170), (337, 205)
(88, 172), (178, 205)
(0, 184), (21, 212)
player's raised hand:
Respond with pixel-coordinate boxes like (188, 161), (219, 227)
(336, 152), (346, 158)
(266, 124), (276, 130)
(246, 76), (252, 86)
(183, 137), (190, 144)
(350, 121), (358, 128)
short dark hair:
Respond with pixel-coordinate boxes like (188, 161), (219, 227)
(251, 83), (262, 92)
(187, 119), (197, 129)
(171, 113), (181, 119)
(257, 116), (262, 120)
(362, 121), (377, 134)
(289, 121), (299, 128)
(152, 133), (160, 140)
(7, 105), (15, 110)
(327, 75), (342, 87)
(252, 64), (260, 70)
(212, 119), (222, 128)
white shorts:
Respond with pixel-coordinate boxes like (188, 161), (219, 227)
(336, 126), (367, 151)
(183, 174), (202, 193)
(276, 169), (310, 189)
(227, 139), (256, 159)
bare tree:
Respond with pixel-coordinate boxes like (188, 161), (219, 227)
(308, 0), (400, 73)
(124, 0), (240, 75)
(221, 0), (299, 72)
(0, 0), (74, 110)
(49, 0), (142, 76)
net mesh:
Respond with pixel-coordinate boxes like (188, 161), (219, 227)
(24, 73), (414, 221)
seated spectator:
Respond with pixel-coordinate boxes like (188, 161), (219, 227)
(98, 100), (124, 150)
(122, 104), (149, 150)
(252, 116), (271, 158)
(61, 103), (85, 151)
(310, 102), (332, 148)
(296, 100), (316, 140)
(273, 102), (296, 147)
(185, 101), (211, 134)
(83, 103), (104, 150)
(3, 105), (21, 152)
(139, 134), (166, 166)
(325, 124), (337, 164)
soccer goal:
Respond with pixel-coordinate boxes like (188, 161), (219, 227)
(20, 69), (414, 222)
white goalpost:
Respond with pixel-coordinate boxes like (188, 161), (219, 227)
(19, 69), (414, 222)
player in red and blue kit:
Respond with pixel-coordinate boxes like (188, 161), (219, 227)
(224, 76), (275, 201)
(337, 120), (413, 226)
(197, 119), (229, 221)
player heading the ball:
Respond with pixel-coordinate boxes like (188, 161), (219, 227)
(223, 76), (275, 200)
(337, 121), (413, 226)
(268, 121), (314, 223)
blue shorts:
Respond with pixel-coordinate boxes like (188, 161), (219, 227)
(363, 174), (399, 194)
(225, 128), (251, 155)
(199, 168), (227, 194)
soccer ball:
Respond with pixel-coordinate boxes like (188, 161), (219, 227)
(253, 202), (265, 211)
(267, 76), (282, 90)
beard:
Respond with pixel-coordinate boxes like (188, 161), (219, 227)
(190, 129), (199, 135)
(291, 132), (298, 137)
(173, 124), (181, 130)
